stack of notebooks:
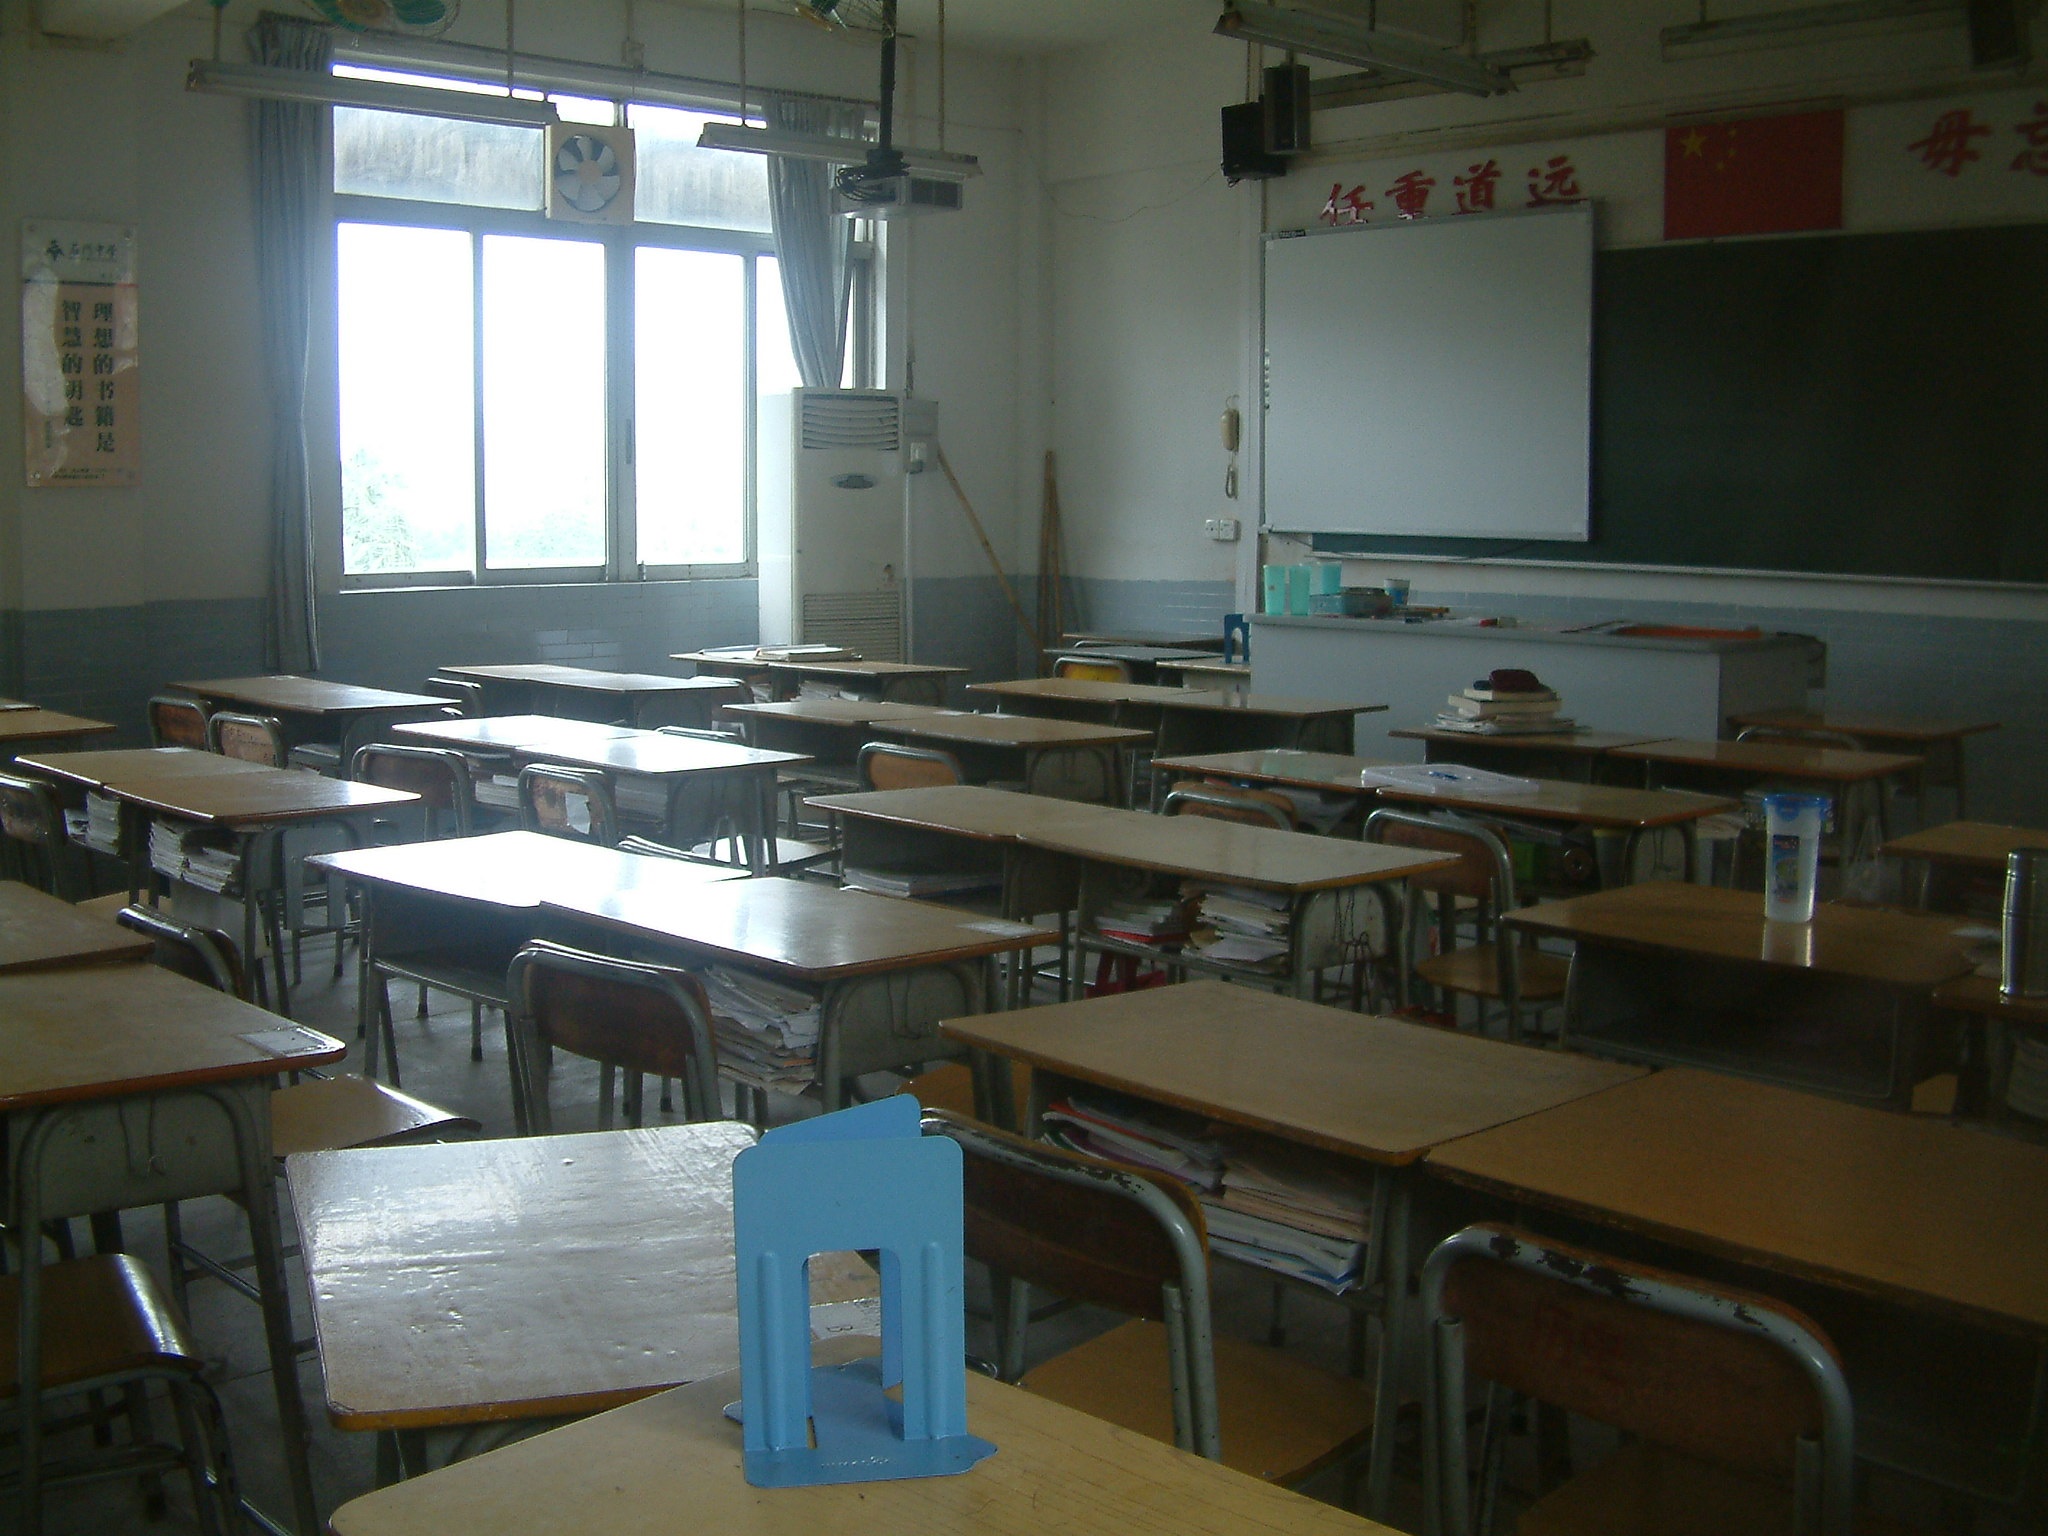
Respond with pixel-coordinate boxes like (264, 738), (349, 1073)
(614, 775), (671, 823)
(71, 792), (123, 856)
(1432, 667), (1574, 736)
(797, 678), (863, 702)
(1180, 882), (1291, 972)
(841, 864), (1002, 900)
(148, 819), (240, 894)
(1092, 896), (1191, 950)
(1041, 1092), (1369, 1294)
(700, 966), (820, 1090)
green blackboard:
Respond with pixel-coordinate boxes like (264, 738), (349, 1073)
(1311, 223), (2048, 584)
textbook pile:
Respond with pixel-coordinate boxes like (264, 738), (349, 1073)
(1180, 882), (1291, 973)
(1040, 1092), (1370, 1293)
(700, 965), (819, 1090)
(1433, 667), (1573, 736)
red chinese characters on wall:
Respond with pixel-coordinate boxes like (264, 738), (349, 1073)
(1320, 182), (1374, 225)
(1907, 108), (1993, 176)
(1385, 169), (1436, 218)
(1454, 159), (1501, 213)
(1317, 155), (1584, 227)
(2012, 103), (2048, 176)
(1525, 155), (1586, 206)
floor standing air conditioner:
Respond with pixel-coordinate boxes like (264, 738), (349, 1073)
(758, 388), (934, 660)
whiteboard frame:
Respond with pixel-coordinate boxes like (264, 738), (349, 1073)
(1260, 203), (1593, 543)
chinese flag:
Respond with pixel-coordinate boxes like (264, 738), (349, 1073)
(1664, 110), (1844, 240)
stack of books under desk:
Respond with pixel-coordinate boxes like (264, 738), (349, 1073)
(1041, 1090), (1372, 1294)
(700, 965), (821, 1092)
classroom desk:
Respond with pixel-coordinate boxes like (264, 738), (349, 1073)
(172, 675), (449, 750)
(943, 981), (1646, 1518)
(973, 678), (1388, 766)
(1425, 1067), (2048, 1504)
(0, 707), (116, 759)
(438, 664), (742, 727)
(1506, 881), (1975, 1106)
(20, 745), (274, 790)
(1156, 657), (1252, 692)
(812, 785), (1452, 999)
(0, 879), (150, 972)
(1064, 628), (1226, 650)
(724, 699), (948, 779)
(1932, 973), (2048, 1132)
(289, 1122), (874, 1482)
(1046, 645), (1227, 683)
(308, 832), (746, 1091)
(542, 875), (1055, 1109)
(1731, 709), (1998, 817)
(390, 715), (806, 871)
(1609, 736), (1923, 864)
(0, 963), (344, 1534)
(674, 650), (966, 705)
(874, 711), (1151, 803)
(102, 767), (418, 1013)
(969, 675), (1196, 718)
(326, 1364), (1398, 1536)
(1389, 725), (1674, 783)
(1883, 820), (2048, 910)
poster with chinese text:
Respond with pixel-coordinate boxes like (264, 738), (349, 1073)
(22, 220), (138, 487)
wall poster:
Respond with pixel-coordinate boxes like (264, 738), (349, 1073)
(22, 220), (138, 487)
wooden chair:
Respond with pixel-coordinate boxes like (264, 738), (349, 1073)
(146, 693), (209, 749)
(858, 741), (967, 791)
(1364, 806), (1566, 1042)
(422, 675), (485, 715)
(507, 940), (724, 1135)
(205, 711), (287, 767)
(1163, 782), (1296, 830)
(1054, 655), (1133, 684)
(1420, 1223), (1855, 1536)
(0, 771), (89, 901)
(901, 1059), (1032, 1134)
(1, 1253), (245, 1533)
(926, 1110), (1372, 1487)
(111, 906), (476, 1319)
(517, 763), (620, 846)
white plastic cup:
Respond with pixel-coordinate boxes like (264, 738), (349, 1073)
(1762, 792), (1828, 924)
(1385, 577), (1410, 606)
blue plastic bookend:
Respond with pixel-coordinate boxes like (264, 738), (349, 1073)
(731, 1097), (996, 1488)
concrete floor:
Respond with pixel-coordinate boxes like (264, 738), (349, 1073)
(35, 932), (2030, 1535)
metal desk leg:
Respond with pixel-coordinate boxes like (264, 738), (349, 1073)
(356, 883), (382, 1080)
(1680, 822), (1699, 884)
(1366, 1171), (1413, 1522)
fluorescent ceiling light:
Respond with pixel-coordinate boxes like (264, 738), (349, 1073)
(1662, 0), (1963, 58)
(185, 59), (560, 126)
(1215, 2), (1511, 97)
(695, 122), (981, 181)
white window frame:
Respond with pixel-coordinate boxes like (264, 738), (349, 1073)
(330, 77), (876, 591)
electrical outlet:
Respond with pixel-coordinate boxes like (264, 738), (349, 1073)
(1204, 517), (1240, 543)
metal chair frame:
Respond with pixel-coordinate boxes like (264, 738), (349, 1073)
(204, 712), (287, 767)
(857, 741), (968, 792)
(516, 763), (621, 847)
(1420, 1223), (1856, 1536)
(506, 940), (724, 1135)
(145, 694), (209, 750)
(922, 1110), (1221, 1459)
(0, 771), (89, 901)
(1162, 784), (1293, 830)
(1364, 806), (1555, 1041)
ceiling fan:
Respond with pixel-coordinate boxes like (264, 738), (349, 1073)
(300, 0), (463, 38)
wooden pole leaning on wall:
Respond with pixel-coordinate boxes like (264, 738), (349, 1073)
(1036, 451), (1067, 674)
(935, 444), (1042, 656)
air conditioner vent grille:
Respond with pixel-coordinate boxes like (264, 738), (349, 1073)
(802, 589), (902, 662)
(800, 390), (901, 452)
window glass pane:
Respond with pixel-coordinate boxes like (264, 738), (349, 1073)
(333, 67), (542, 208)
(338, 222), (475, 575)
(757, 254), (804, 396)
(482, 235), (607, 568)
(627, 105), (771, 232)
(550, 92), (617, 126)
(635, 248), (747, 566)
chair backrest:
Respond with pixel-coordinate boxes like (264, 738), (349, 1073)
(923, 1109), (1221, 1459)
(350, 743), (474, 837)
(1162, 782), (1294, 830)
(1363, 806), (1515, 905)
(506, 940), (723, 1132)
(633, 682), (745, 731)
(147, 693), (210, 749)
(114, 903), (247, 998)
(1422, 1223), (1852, 1536)
(858, 742), (966, 792)
(422, 676), (485, 716)
(1733, 725), (1865, 753)
(516, 763), (620, 846)
(0, 771), (82, 898)
(1054, 655), (1132, 684)
(208, 711), (287, 766)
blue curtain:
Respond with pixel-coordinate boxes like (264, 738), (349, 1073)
(250, 13), (330, 672)
(764, 95), (862, 389)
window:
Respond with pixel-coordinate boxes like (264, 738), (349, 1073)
(333, 70), (867, 586)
